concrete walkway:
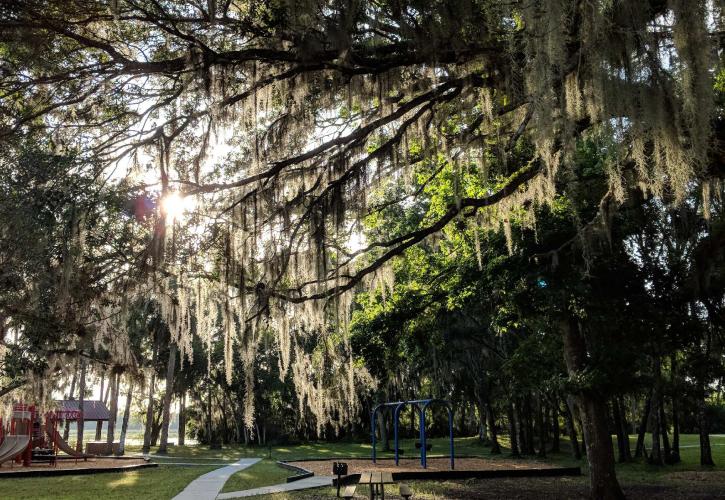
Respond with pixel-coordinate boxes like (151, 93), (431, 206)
(216, 475), (333, 499)
(172, 458), (261, 500)
(144, 454), (245, 460)
(158, 462), (240, 466)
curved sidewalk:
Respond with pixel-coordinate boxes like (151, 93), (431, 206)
(217, 475), (333, 499)
(172, 458), (261, 500)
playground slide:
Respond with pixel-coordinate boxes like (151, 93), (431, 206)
(0, 435), (15, 457)
(45, 425), (94, 458)
(0, 435), (30, 465)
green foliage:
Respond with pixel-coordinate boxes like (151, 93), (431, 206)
(0, 144), (148, 388)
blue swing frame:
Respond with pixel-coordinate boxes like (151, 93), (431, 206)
(371, 399), (454, 469)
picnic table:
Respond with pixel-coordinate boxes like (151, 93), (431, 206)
(358, 471), (395, 500)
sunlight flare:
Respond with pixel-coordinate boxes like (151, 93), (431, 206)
(161, 192), (195, 222)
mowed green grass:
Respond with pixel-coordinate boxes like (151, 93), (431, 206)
(220, 459), (291, 493)
(1, 434), (722, 500)
(610, 433), (725, 481)
(127, 435), (502, 462)
(0, 465), (216, 500)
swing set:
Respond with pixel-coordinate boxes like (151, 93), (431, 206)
(371, 399), (454, 470)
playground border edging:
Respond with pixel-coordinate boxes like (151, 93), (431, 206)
(0, 462), (158, 478)
(331, 466), (582, 486)
(276, 460), (315, 483)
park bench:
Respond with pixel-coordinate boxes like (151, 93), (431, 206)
(400, 483), (413, 499)
(343, 484), (357, 499)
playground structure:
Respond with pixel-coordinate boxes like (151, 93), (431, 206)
(0, 403), (95, 469)
(45, 408), (94, 460)
(371, 399), (455, 470)
(0, 405), (32, 466)
(55, 399), (114, 455)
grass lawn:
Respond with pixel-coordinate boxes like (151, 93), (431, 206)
(0, 465), (216, 500)
(220, 459), (291, 493)
(127, 435), (509, 462)
(1, 434), (722, 499)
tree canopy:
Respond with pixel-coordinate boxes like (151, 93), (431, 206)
(1, 2), (725, 498)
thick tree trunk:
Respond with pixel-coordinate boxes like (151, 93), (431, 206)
(377, 409), (390, 451)
(458, 403), (466, 433)
(207, 381), (216, 448)
(516, 399), (527, 454)
(106, 371), (119, 447)
(612, 399), (624, 462)
(158, 343), (178, 454)
(670, 354), (680, 462)
(649, 396), (663, 465)
(697, 395), (715, 465)
(524, 395), (535, 455)
(659, 399), (672, 462)
(142, 336), (160, 454)
(515, 397), (528, 455)
(550, 403), (560, 453)
(63, 363), (78, 441)
(618, 397), (632, 461)
(476, 401), (487, 443)
(76, 359), (86, 453)
(564, 397), (581, 459)
(560, 317), (624, 500)
(220, 392), (229, 445)
(142, 374), (157, 453)
(634, 394), (651, 458)
(612, 398), (630, 462)
(118, 375), (134, 456)
(507, 401), (520, 457)
(536, 394), (547, 458)
(95, 371), (105, 441)
(474, 396), (488, 444)
(485, 401), (501, 454)
(150, 407), (163, 446)
(650, 359), (664, 465)
(671, 394), (680, 462)
(178, 391), (186, 446)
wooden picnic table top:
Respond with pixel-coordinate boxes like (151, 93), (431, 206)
(358, 471), (394, 485)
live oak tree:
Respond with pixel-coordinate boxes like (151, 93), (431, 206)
(0, 144), (149, 403)
(2, 1), (724, 498)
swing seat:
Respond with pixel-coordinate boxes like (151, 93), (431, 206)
(414, 442), (432, 451)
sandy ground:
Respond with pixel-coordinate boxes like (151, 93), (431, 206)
(288, 457), (562, 475)
(0, 457), (148, 473)
(286, 475), (725, 499)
